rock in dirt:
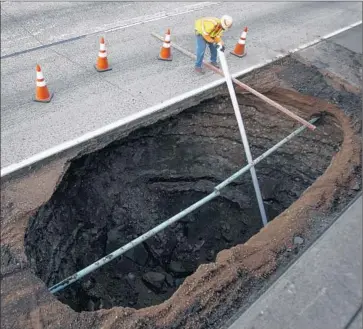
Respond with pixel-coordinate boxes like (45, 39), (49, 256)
(221, 222), (231, 232)
(142, 272), (166, 292)
(206, 249), (216, 261)
(128, 273), (136, 280)
(82, 278), (95, 290)
(124, 244), (149, 266)
(222, 231), (233, 242)
(165, 273), (174, 287)
(261, 178), (280, 200)
(99, 299), (113, 309)
(126, 276), (136, 289)
(168, 261), (194, 277)
(193, 239), (205, 251)
(87, 300), (96, 312)
(293, 236), (304, 245)
(352, 182), (361, 191)
(1, 245), (20, 268)
(175, 278), (185, 288)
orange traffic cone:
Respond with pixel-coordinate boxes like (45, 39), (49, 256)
(231, 27), (248, 58)
(95, 37), (112, 72)
(158, 29), (172, 61)
(34, 64), (53, 103)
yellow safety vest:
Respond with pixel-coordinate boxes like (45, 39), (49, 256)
(195, 17), (224, 41)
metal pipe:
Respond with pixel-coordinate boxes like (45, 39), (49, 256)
(48, 117), (318, 294)
(151, 32), (316, 131)
(217, 46), (268, 226)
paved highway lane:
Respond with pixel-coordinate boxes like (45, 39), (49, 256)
(1, 2), (362, 168)
(1, 2), (219, 57)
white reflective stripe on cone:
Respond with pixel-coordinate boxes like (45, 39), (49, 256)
(36, 72), (44, 79)
(36, 80), (46, 87)
(100, 44), (106, 51)
(164, 34), (171, 42)
(238, 39), (246, 45)
(163, 43), (171, 48)
(98, 52), (108, 58)
(241, 31), (247, 38)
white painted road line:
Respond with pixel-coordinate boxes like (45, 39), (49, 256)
(1, 20), (361, 179)
(2, 2), (360, 167)
(1, 2), (220, 58)
(103, 2), (221, 34)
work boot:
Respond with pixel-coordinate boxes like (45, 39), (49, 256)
(210, 62), (220, 69)
(195, 67), (205, 74)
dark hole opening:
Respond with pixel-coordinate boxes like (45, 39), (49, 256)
(24, 95), (343, 312)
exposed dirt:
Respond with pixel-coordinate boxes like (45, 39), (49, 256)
(1, 56), (361, 329)
(24, 82), (342, 312)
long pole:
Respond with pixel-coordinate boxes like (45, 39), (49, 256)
(150, 32), (316, 131)
(49, 118), (318, 294)
(217, 46), (268, 226)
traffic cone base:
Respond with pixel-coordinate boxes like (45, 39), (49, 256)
(94, 64), (112, 72)
(34, 92), (53, 103)
(230, 50), (247, 58)
(158, 54), (173, 61)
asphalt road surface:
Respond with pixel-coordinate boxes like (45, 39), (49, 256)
(1, 1), (362, 168)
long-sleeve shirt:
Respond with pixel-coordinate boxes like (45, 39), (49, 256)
(195, 17), (224, 43)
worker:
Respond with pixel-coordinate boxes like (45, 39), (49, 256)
(194, 15), (233, 74)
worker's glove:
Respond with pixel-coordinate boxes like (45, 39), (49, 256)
(216, 42), (225, 52)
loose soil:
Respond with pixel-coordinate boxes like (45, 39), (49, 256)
(24, 82), (342, 312)
(1, 56), (361, 329)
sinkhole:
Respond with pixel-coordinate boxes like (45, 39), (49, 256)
(24, 93), (343, 312)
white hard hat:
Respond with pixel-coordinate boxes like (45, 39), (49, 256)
(221, 15), (233, 29)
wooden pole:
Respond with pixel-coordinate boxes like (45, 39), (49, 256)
(151, 32), (316, 131)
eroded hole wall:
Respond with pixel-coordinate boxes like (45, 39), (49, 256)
(24, 93), (343, 312)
